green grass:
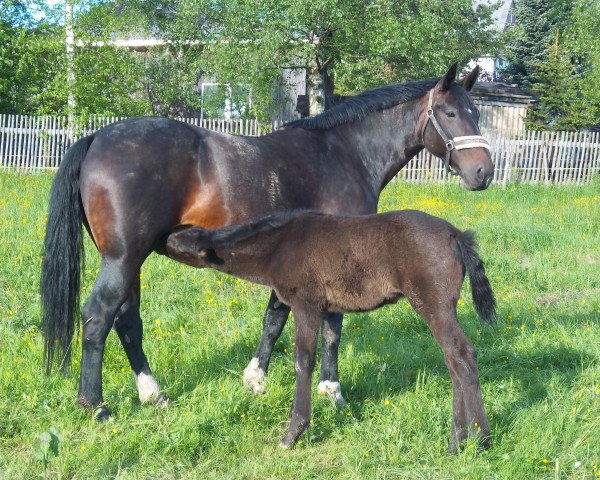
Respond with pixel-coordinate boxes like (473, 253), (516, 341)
(0, 171), (599, 479)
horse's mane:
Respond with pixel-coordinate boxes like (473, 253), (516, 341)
(207, 210), (324, 247)
(284, 78), (438, 130)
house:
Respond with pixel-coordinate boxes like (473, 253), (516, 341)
(471, 0), (515, 81)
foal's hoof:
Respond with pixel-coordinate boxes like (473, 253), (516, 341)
(279, 440), (294, 449)
(317, 380), (346, 406)
(448, 433), (491, 454)
(279, 434), (296, 449)
(243, 358), (266, 395)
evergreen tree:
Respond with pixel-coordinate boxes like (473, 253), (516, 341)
(526, 34), (588, 130)
(565, 0), (600, 126)
(503, 0), (554, 87)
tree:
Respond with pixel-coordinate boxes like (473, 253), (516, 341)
(565, 0), (600, 125)
(526, 34), (587, 130)
(502, 0), (554, 87)
(2, 0), (499, 118)
(175, 0), (498, 117)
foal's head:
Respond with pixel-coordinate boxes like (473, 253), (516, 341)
(164, 227), (223, 268)
(420, 64), (494, 190)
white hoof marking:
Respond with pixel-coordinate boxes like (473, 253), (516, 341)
(317, 380), (346, 406)
(243, 357), (266, 395)
(134, 372), (167, 405)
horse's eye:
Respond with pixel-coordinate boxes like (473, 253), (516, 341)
(446, 111), (456, 118)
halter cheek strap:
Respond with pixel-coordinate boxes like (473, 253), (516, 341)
(421, 89), (490, 175)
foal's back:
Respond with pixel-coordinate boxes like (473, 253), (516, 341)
(270, 210), (464, 313)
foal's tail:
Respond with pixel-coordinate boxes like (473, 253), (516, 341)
(455, 230), (496, 323)
(41, 135), (94, 374)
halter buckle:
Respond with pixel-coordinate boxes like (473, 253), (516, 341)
(445, 140), (455, 151)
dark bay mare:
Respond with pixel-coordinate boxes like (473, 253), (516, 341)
(40, 64), (494, 419)
(163, 209), (496, 450)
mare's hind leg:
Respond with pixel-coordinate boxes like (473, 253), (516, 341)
(420, 305), (491, 452)
(317, 313), (346, 405)
(77, 257), (141, 420)
(243, 290), (290, 394)
(114, 275), (169, 406)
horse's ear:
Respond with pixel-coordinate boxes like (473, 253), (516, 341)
(461, 65), (480, 92)
(436, 63), (458, 92)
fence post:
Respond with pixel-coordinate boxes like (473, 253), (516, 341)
(0, 114), (6, 169)
(502, 135), (513, 188)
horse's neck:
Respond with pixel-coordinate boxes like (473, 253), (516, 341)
(329, 100), (424, 193)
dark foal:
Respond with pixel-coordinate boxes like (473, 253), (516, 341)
(163, 210), (496, 450)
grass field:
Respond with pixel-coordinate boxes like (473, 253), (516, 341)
(0, 171), (599, 479)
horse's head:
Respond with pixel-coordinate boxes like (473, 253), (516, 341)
(165, 227), (224, 267)
(420, 64), (494, 190)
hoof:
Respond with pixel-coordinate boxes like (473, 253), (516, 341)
(449, 432), (491, 454)
(135, 372), (169, 405)
(279, 440), (294, 449)
(152, 392), (172, 408)
(77, 397), (111, 421)
(243, 358), (266, 395)
(93, 405), (112, 421)
(317, 380), (346, 406)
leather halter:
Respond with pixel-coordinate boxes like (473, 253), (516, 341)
(421, 89), (490, 175)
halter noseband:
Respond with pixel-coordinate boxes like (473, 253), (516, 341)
(421, 89), (490, 175)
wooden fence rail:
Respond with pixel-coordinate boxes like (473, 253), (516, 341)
(1, 114), (599, 185)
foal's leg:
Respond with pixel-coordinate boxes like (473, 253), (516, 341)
(317, 313), (346, 405)
(243, 290), (291, 394)
(422, 306), (491, 452)
(78, 257), (141, 419)
(113, 275), (169, 406)
(280, 306), (323, 448)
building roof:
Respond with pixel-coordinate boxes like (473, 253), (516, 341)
(470, 81), (534, 106)
(474, 0), (514, 31)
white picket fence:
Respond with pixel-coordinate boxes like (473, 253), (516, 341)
(1, 114), (599, 185)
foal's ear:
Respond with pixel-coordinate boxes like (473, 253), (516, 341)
(436, 63), (458, 92)
(198, 247), (224, 265)
(461, 65), (480, 92)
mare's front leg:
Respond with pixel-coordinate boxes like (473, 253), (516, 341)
(243, 290), (291, 394)
(279, 306), (323, 448)
(113, 274), (169, 406)
(317, 313), (346, 405)
(78, 257), (140, 420)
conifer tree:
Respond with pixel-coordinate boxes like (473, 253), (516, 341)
(503, 0), (553, 87)
(526, 32), (588, 130)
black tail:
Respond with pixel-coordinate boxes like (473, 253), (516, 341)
(41, 135), (94, 374)
(455, 230), (496, 323)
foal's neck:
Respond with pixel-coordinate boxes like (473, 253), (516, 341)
(208, 223), (287, 284)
